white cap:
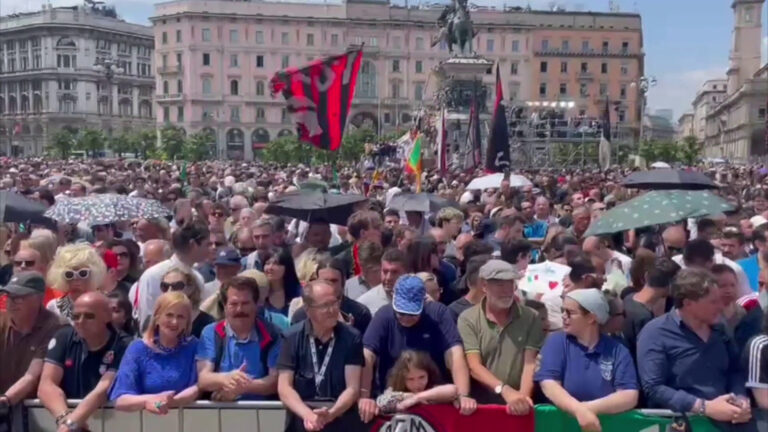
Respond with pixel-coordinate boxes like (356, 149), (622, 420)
(750, 215), (768, 228)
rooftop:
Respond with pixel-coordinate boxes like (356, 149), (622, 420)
(0, 4), (152, 37)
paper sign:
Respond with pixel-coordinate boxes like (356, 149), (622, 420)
(518, 262), (571, 295)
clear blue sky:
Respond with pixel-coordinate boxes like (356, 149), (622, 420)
(3, 0), (765, 120)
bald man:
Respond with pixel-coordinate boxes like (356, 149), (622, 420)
(38, 292), (130, 431)
(662, 225), (687, 256)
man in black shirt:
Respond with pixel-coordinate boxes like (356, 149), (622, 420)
(449, 255), (491, 319)
(38, 292), (129, 432)
(277, 280), (364, 432)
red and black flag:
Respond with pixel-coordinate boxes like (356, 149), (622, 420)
(485, 63), (510, 173)
(270, 48), (363, 151)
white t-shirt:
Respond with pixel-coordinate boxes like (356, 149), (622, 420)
(672, 253), (752, 298)
(357, 284), (390, 316)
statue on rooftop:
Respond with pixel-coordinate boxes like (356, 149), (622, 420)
(431, 0), (476, 57)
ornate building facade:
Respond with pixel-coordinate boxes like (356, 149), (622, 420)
(0, 5), (154, 156)
(151, 0), (643, 160)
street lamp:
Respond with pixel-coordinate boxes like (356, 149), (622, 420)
(630, 75), (657, 142)
(92, 57), (124, 119)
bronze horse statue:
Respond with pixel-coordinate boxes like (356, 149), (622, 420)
(433, 0), (475, 56)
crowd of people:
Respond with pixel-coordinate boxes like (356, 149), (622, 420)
(1, 158), (768, 432)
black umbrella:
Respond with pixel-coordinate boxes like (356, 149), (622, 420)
(265, 190), (367, 226)
(621, 169), (717, 190)
(0, 190), (56, 227)
(388, 192), (459, 213)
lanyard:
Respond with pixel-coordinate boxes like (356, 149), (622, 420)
(308, 335), (335, 390)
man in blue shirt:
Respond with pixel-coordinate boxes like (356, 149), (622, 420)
(197, 277), (281, 401)
(637, 268), (754, 429)
(357, 275), (476, 422)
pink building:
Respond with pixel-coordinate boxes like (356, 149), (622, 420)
(151, 0), (643, 160)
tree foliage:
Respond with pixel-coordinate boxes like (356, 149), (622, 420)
(108, 132), (132, 157)
(183, 130), (214, 162)
(75, 128), (106, 158)
(48, 129), (75, 159)
(261, 128), (376, 164)
(637, 136), (703, 167)
(159, 125), (186, 160)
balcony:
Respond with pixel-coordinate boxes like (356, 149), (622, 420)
(155, 93), (184, 102)
(578, 72), (594, 81)
(533, 48), (641, 59)
(157, 65), (183, 75)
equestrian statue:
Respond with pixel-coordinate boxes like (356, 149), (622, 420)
(432, 0), (477, 56)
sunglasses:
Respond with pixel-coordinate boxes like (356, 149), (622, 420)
(212, 212), (225, 218)
(560, 308), (582, 319)
(72, 312), (97, 322)
(13, 260), (35, 268)
(160, 281), (186, 292)
(64, 269), (91, 280)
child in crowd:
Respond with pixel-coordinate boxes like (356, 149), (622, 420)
(376, 350), (457, 414)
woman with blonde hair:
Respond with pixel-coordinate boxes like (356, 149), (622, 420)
(46, 243), (107, 321)
(110, 291), (199, 414)
(148, 267), (215, 338)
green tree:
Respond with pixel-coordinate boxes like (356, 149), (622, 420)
(339, 128), (375, 162)
(678, 135), (702, 166)
(75, 128), (106, 158)
(48, 129), (75, 159)
(262, 135), (306, 164)
(159, 125), (186, 160)
(638, 140), (678, 165)
(108, 132), (132, 157)
(183, 130), (214, 162)
(134, 129), (158, 159)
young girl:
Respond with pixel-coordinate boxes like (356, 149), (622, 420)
(376, 350), (457, 414)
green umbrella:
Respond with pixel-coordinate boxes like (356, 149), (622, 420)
(585, 190), (734, 237)
(298, 179), (329, 192)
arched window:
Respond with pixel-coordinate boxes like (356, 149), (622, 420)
(358, 60), (377, 98)
(33, 94), (43, 112)
(251, 128), (270, 145)
(119, 98), (132, 116)
(278, 129), (293, 137)
(202, 78), (212, 94)
(139, 100), (152, 118)
(256, 107), (265, 120)
(162, 81), (169, 94)
(256, 80), (265, 96)
(8, 96), (17, 113)
(0, 97), (5, 114)
(20, 95), (29, 113)
(226, 128), (244, 160)
(56, 37), (76, 48)
(230, 79), (239, 96)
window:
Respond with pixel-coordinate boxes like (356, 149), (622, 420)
(202, 53), (210, 66)
(620, 84), (627, 99)
(256, 80), (265, 96)
(392, 60), (400, 72)
(540, 61), (548, 73)
(391, 81), (400, 98)
(177, 106), (184, 122)
(230, 80), (239, 95)
(601, 62), (608, 74)
(393, 36), (401, 49)
(255, 31), (264, 44)
(176, 30), (182, 43)
(202, 78), (211, 94)
(306, 34), (314, 46)
(415, 61), (423, 74)
(561, 39), (570, 51)
(745, 6), (754, 23)
(202, 28), (211, 42)
(202, 107), (213, 121)
(581, 40), (590, 51)
(230, 54), (239, 67)
(541, 39), (549, 50)
(510, 62), (518, 75)
(759, 107), (766, 119)
(486, 38), (494, 52)
(511, 40), (519, 52)
(414, 83), (424, 101)
(580, 62), (588, 73)
(162, 32), (168, 44)
(602, 40), (609, 53)
(621, 41), (629, 54)
(256, 55), (264, 68)
(415, 37), (424, 50)
(579, 83), (588, 97)
(256, 107), (265, 120)
(281, 32), (289, 45)
(177, 80), (183, 93)
(559, 83), (567, 95)
(560, 61), (568, 73)
(231, 106), (240, 122)
(163, 107), (170, 122)
(162, 54), (168, 67)
(331, 34), (339, 47)
(539, 83), (547, 97)
(620, 62), (628, 76)
(163, 80), (169, 94)
(369, 37), (378, 46)
(176, 52), (182, 66)
(618, 109), (626, 122)
(281, 108), (289, 123)
(599, 83), (607, 96)
(282, 55), (290, 68)
(32, 54), (41, 69)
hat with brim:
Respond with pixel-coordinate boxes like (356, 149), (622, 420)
(393, 275), (426, 315)
(1, 271), (46, 296)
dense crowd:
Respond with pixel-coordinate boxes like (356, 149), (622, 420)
(1, 158), (768, 432)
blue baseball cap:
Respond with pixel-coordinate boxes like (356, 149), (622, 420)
(393, 275), (426, 315)
(213, 247), (241, 266)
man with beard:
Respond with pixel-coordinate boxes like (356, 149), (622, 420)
(457, 260), (544, 413)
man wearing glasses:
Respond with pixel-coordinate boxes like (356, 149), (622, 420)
(38, 292), (130, 432)
(0, 272), (62, 426)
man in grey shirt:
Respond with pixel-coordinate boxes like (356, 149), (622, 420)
(357, 249), (407, 315)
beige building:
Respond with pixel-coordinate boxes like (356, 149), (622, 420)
(151, 0), (643, 160)
(691, 79), (727, 144)
(677, 112), (694, 140)
(702, 0), (767, 160)
(0, 5), (155, 156)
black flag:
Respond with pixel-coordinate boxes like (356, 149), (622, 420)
(599, 98), (611, 169)
(485, 64), (510, 173)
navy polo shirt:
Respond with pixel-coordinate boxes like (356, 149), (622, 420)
(363, 302), (463, 394)
(534, 331), (638, 402)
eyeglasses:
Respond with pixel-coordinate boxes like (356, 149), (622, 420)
(4, 294), (30, 304)
(13, 260), (35, 268)
(72, 312), (97, 322)
(160, 281), (186, 292)
(308, 299), (341, 312)
(212, 212), (225, 218)
(560, 308), (582, 319)
(115, 251), (130, 259)
(64, 269), (91, 280)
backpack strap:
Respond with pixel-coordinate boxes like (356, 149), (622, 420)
(213, 320), (228, 371)
(254, 318), (279, 373)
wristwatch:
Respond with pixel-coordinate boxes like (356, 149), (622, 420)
(64, 418), (79, 432)
(494, 384), (506, 395)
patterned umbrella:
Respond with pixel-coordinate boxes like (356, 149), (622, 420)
(585, 190), (734, 237)
(45, 194), (172, 225)
(388, 192), (459, 213)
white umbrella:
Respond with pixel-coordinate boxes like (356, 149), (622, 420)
(650, 161), (671, 169)
(465, 173), (532, 190)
